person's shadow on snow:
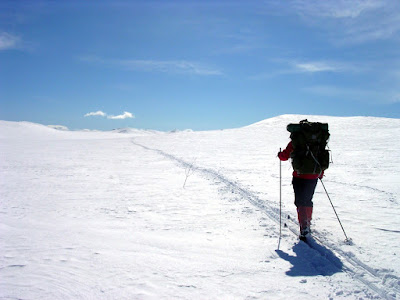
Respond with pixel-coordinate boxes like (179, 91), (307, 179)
(275, 240), (343, 277)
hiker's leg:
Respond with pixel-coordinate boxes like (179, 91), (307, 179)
(292, 177), (317, 231)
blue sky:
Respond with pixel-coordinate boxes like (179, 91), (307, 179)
(1, 0), (399, 131)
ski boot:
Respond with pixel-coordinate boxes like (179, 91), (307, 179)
(299, 226), (311, 241)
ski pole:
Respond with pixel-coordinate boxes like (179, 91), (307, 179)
(278, 148), (282, 250)
(319, 178), (350, 243)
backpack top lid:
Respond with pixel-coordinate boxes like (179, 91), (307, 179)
(286, 119), (329, 133)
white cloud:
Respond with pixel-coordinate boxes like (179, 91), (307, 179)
(84, 111), (107, 117)
(249, 59), (360, 80)
(107, 112), (135, 120)
(292, 60), (362, 73)
(294, 62), (339, 73)
(270, 0), (400, 44)
(84, 110), (135, 120)
(80, 56), (223, 76)
(118, 59), (223, 76)
(290, 0), (383, 19)
(0, 32), (20, 50)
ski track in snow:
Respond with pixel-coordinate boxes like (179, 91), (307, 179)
(328, 180), (398, 205)
(131, 139), (400, 300)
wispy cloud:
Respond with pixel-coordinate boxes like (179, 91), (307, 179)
(119, 59), (223, 76)
(294, 61), (341, 73)
(293, 60), (363, 73)
(84, 110), (135, 120)
(0, 32), (20, 50)
(250, 59), (358, 80)
(290, 0), (383, 19)
(270, 0), (400, 44)
(107, 111), (134, 120)
(80, 56), (223, 76)
(84, 111), (107, 117)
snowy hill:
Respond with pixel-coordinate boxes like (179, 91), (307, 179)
(1, 115), (399, 299)
(0, 120), (65, 139)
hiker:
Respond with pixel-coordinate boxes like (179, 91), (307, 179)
(278, 120), (330, 240)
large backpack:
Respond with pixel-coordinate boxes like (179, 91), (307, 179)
(287, 119), (330, 175)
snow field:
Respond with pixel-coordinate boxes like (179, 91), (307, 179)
(1, 116), (400, 299)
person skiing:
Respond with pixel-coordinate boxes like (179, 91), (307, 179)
(278, 120), (330, 240)
(278, 141), (323, 240)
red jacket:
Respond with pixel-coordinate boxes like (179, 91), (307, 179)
(278, 141), (323, 179)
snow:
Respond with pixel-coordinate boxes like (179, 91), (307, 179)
(1, 115), (399, 299)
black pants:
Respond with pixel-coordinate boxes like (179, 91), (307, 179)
(292, 177), (318, 207)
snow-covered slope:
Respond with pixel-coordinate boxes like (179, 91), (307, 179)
(1, 115), (399, 299)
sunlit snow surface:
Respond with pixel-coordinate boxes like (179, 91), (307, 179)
(1, 115), (399, 299)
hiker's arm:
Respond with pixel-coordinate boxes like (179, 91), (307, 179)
(278, 141), (293, 161)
